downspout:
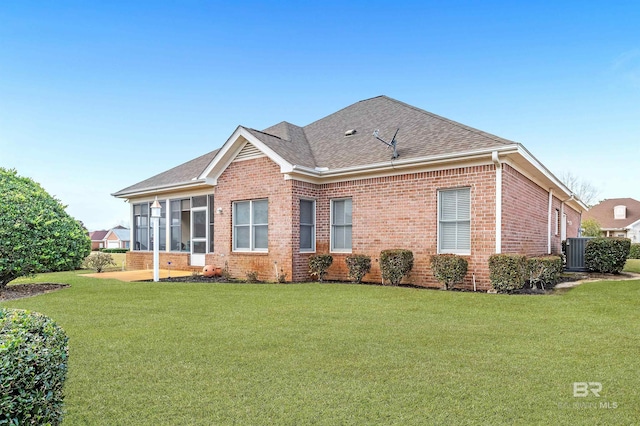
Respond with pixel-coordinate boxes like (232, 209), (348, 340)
(492, 151), (502, 254)
(548, 189), (553, 254)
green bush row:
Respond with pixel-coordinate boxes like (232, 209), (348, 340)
(585, 238), (631, 273)
(100, 248), (129, 253)
(309, 250), (414, 285)
(628, 243), (640, 259)
(488, 254), (563, 293)
(0, 308), (69, 425)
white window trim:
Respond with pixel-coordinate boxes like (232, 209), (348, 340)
(299, 198), (316, 253)
(232, 199), (268, 252)
(437, 188), (471, 255)
(330, 198), (352, 253)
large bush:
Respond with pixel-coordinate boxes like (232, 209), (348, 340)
(345, 254), (371, 284)
(488, 254), (527, 293)
(430, 254), (468, 290)
(309, 254), (333, 282)
(527, 256), (563, 290)
(584, 238), (631, 273)
(0, 308), (69, 425)
(380, 249), (414, 286)
(0, 168), (91, 290)
(629, 243), (640, 260)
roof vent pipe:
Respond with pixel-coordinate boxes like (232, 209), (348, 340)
(344, 129), (357, 137)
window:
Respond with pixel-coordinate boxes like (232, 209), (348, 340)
(133, 203), (149, 250)
(170, 199), (190, 252)
(300, 199), (315, 252)
(233, 199), (268, 251)
(331, 198), (352, 252)
(555, 209), (560, 236)
(438, 188), (470, 254)
(133, 201), (167, 251)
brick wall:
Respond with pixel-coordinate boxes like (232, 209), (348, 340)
(126, 251), (190, 270)
(291, 165), (498, 289)
(212, 156), (294, 282)
(502, 164), (582, 256)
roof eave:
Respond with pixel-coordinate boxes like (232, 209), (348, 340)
(111, 178), (214, 199)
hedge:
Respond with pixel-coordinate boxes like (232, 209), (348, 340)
(100, 248), (129, 253)
(309, 254), (333, 282)
(585, 238), (631, 273)
(345, 254), (371, 284)
(629, 243), (640, 259)
(527, 256), (563, 290)
(380, 249), (413, 286)
(430, 254), (468, 290)
(488, 254), (527, 293)
(0, 309), (69, 425)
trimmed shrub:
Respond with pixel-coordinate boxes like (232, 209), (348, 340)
(488, 254), (527, 293)
(380, 249), (414, 286)
(309, 254), (333, 282)
(100, 248), (128, 253)
(629, 243), (640, 259)
(430, 254), (468, 290)
(345, 254), (372, 283)
(585, 238), (631, 273)
(82, 252), (116, 273)
(0, 308), (69, 425)
(527, 256), (563, 290)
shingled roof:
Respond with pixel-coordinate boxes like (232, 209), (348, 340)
(113, 149), (219, 196)
(114, 96), (526, 197)
(583, 198), (640, 230)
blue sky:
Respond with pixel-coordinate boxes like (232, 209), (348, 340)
(1, 1), (639, 231)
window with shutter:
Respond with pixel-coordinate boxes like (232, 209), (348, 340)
(438, 188), (471, 254)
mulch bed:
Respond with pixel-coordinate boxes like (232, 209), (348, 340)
(0, 283), (69, 301)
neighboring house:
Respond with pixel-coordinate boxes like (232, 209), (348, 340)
(104, 226), (131, 249)
(583, 198), (640, 242)
(89, 230), (109, 251)
(89, 226), (130, 250)
(112, 96), (587, 289)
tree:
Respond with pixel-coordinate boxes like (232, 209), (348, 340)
(581, 217), (602, 237)
(560, 171), (600, 207)
(0, 168), (91, 290)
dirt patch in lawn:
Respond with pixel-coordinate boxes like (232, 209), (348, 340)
(0, 283), (69, 301)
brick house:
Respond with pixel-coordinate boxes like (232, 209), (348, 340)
(583, 198), (640, 242)
(112, 96), (587, 289)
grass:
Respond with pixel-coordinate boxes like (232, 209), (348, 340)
(624, 258), (640, 273)
(3, 272), (640, 425)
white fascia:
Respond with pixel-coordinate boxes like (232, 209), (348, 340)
(197, 126), (294, 184)
(514, 144), (588, 212)
(288, 145), (519, 182)
(111, 180), (214, 199)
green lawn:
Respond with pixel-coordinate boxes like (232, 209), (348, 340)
(3, 272), (640, 425)
(624, 259), (640, 273)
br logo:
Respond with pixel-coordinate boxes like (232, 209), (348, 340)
(573, 382), (602, 397)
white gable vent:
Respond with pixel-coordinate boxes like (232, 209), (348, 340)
(233, 142), (265, 162)
(614, 205), (627, 220)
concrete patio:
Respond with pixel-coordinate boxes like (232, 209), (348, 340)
(84, 269), (195, 282)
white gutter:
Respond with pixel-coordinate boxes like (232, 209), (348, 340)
(548, 189), (553, 254)
(111, 179), (213, 199)
(492, 151), (502, 254)
(291, 145), (519, 178)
